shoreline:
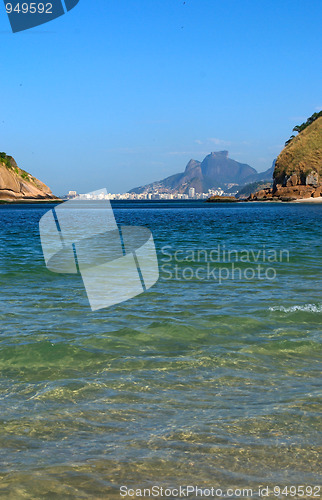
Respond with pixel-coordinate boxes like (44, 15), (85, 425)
(294, 196), (322, 203)
(0, 197), (321, 205)
(0, 198), (62, 205)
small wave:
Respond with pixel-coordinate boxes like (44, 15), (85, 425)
(269, 304), (322, 313)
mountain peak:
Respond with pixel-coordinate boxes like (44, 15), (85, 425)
(210, 150), (229, 158)
(184, 159), (201, 173)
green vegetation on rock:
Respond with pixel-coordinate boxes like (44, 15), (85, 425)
(285, 111), (322, 145)
(0, 152), (15, 170)
(0, 152), (33, 184)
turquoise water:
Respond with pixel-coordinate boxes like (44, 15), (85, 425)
(0, 201), (321, 499)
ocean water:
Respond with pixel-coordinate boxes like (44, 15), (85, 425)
(0, 201), (321, 499)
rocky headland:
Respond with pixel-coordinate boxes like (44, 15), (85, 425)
(250, 111), (322, 201)
(0, 153), (58, 202)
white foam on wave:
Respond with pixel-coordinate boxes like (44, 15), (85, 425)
(269, 304), (322, 313)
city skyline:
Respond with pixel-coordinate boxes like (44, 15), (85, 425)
(64, 185), (224, 201)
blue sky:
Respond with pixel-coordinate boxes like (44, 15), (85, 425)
(0, 0), (321, 194)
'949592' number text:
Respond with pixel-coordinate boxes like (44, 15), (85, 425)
(5, 3), (53, 14)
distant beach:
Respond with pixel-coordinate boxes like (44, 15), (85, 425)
(295, 196), (322, 203)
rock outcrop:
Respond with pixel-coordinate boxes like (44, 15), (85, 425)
(206, 195), (239, 203)
(0, 153), (58, 201)
(251, 112), (322, 201)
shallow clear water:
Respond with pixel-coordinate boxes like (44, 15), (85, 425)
(0, 201), (321, 499)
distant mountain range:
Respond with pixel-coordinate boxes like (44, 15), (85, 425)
(131, 151), (274, 194)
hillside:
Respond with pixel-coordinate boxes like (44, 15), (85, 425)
(131, 151), (273, 194)
(237, 180), (273, 199)
(251, 112), (322, 201)
(274, 113), (322, 184)
(0, 153), (57, 201)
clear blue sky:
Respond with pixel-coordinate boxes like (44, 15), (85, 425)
(0, 0), (321, 194)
